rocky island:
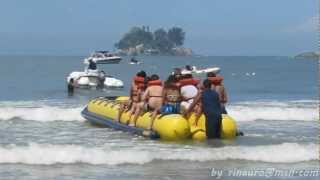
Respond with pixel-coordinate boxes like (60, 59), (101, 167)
(114, 26), (193, 56)
(295, 51), (319, 60)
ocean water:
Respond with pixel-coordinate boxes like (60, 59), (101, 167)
(0, 55), (318, 180)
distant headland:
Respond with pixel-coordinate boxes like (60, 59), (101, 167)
(295, 51), (319, 60)
(114, 26), (193, 56)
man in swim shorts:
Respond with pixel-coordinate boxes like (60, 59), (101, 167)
(184, 79), (222, 139)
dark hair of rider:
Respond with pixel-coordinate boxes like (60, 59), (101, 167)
(183, 74), (193, 79)
(164, 75), (177, 88)
(203, 79), (212, 89)
(207, 72), (216, 77)
(150, 74), (159, 81)
(137, 70), (147, 78)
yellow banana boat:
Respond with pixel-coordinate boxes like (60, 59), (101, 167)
(81, 96), (239, 141)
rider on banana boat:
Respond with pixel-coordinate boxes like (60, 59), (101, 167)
(207, 72), (228, 114)
(179, 74), (200, 113)
(160, 75), (182, 115)
(117, 71), (147, 122)
(131, 74), (163, 130)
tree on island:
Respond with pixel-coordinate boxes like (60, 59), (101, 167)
(115, 26), (153, 49)
(168, 27), (185, 47)
(115, 26), (186, 54)
(153, 28), (173, 53)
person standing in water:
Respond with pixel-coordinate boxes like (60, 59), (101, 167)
(88, 59), (97, 70)
(207, 72), (228, 114)
(184, 79), (222, 139)
(68, 78), (75, 96)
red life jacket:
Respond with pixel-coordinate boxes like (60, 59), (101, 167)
(148, 80), (163, 87)
(208, 76), (224, 86)
(133, 76), (146, 89)
(179, 78), (200, 86)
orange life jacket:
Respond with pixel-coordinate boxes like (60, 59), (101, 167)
(179, 78), (200, 86)
(133, 76), (146, 89)
(208, 76), (224, 86)
(148, 80), (163, 87)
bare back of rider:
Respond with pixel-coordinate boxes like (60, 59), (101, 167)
(131, 74), (163, 130)
(142, 86), (163, 111)
(139, 85), (163, 130)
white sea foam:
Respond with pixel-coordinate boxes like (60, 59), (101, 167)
(0, 100), (317, 122)
(228, 101), (318, 121)
(0, 143), (317, 165)
(0, 106), (85, 122)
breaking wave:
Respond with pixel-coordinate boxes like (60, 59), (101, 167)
(0, 143), (317, 165)
(0, 100), (317, 122)
(0, 105), (85, 122)
(228, 100), (318, 121)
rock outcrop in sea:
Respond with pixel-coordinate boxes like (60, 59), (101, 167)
(295, 51), (319, 60)
(115, 44), (193, 56)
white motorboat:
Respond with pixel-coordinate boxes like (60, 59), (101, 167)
(104, 75), (124, 88)
(67, 69), (124, 89)
(84, 51), (122, 64)
(180, 66), (220, 75)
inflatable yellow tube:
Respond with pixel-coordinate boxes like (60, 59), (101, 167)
(86, 97), (237, 141)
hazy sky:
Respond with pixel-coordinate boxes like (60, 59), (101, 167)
(0, 0), (317, 55)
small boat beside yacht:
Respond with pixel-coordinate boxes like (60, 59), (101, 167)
(129, 57), (143, 65)
(84, 51), (122, 64)
(67, 69), (124, 89)
(67, 58), (123, 89)
(180, 65), (220, 75)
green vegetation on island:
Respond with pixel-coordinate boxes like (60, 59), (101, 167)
(115, 26), (192, 56)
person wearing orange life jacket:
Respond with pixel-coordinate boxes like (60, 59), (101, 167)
(179, 74), (200, 114)
(160, 75), (181, 114)
(117, 71), (147, 122)
(207, 72), (228, 114)
(129, 71), (148, 117)
(131, 74), (163, 130)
